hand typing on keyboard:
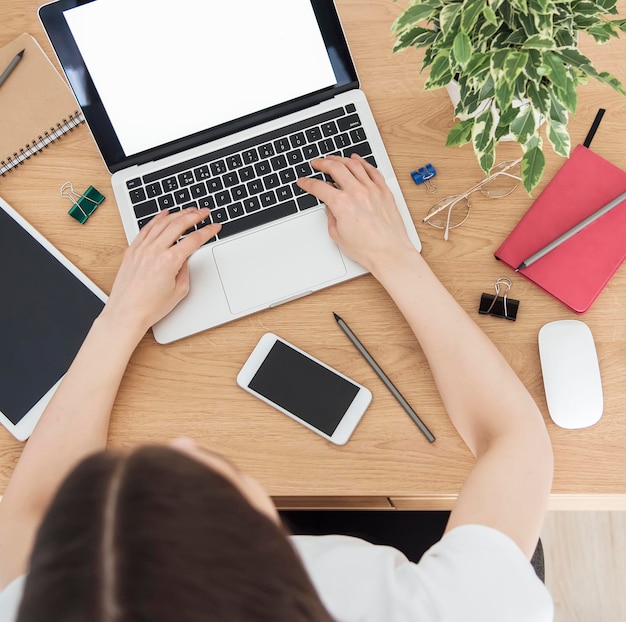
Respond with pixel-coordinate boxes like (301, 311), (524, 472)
(296, 154), (414, 276)
(103, 207), (221, 335)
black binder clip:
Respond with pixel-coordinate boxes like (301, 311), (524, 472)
(479, 277), (519, 321)
(61, 182), (105, 224)
(410, 163), (437, 194)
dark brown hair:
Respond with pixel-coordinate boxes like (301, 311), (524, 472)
(17, 446), (332, 621)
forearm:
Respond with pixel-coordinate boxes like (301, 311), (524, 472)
(371, 248), (547, 454)
(2, 310), (144, 517)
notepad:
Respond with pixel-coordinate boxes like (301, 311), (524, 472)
(495, 145), (626, 313)
(0, 33), (84, 176)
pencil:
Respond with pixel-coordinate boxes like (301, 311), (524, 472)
(333, 313), (435, 443)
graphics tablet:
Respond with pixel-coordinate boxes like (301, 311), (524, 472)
(0, 197), (107, 440)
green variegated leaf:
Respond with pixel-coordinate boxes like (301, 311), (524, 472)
(424, 53), (453, 90)
(472, 107), (497, 154)
(587, 22), (618, 43)
(547, 120), (571, 157)
(511, 0), (529, 12)
(392, 1), (440, 33)
(440, 3), (462, 35)
(526, 81), (551, 116)
(393, 26), (436, 52)
(542, 52), (568, 88)
(461, 0), (486, 33)
(504, 29), (528, 45)
(596, 0), (618, 13)
(495, 77), (514, 110)
(490, 50), (509, 81)
(465, 52), (490, 75)
(522, 35), (557, 49)
(446, 118), (474, 146)
(571, 1), (602, 16)
(504, 51), (529, 83)
(556, 48), (595, 71)
(510, 106), (536, 144)
(521, 145), (546, 194)
(453, 32), (473, 69)
(555, 77), (578, 113)
(549, 90), (569, 123)
(594, 71), (626, 95)
(529, 0), (552, 13)
(483, 5), (497, 25)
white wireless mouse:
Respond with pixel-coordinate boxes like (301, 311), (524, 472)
(538, 320), (603, 429)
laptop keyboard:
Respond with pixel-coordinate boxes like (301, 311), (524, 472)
(125, 104), (376, 242)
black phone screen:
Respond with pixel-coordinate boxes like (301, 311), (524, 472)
(248, 340), (359, 436)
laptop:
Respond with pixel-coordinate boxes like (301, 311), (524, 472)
(40, 0), (421, 343)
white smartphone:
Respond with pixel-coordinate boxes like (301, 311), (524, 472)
(237, 333), (372, 445)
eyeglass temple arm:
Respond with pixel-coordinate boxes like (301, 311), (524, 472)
(422, 157), (523, 224)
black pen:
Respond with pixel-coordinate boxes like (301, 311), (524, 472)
(0, 49), (25, 89)
(333, 313), (435, 443)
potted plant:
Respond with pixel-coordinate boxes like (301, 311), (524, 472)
(391, 0), (626, 193)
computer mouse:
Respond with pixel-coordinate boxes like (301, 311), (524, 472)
(538, 320), (603, 429)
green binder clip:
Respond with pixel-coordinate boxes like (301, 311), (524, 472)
(61, 182), (105, 224)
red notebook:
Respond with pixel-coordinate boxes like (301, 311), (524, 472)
(495, 145), (626, 313)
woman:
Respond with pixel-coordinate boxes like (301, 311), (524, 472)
(0, 155), (554, 621)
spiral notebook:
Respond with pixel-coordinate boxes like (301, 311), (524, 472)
(0, 33), (84, 176)
(495, 145), (626, 313)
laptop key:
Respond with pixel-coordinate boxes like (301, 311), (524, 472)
(247, 179), (264, 195)
(242, 148), (259, 164)
(243, 196), (261, 213)
(191, 182), (208, 198)
(343, 142), (372, 159)
(290, 132), (306, 148)
(218, 200), (298, 240)
(126, 177), (142, 190)
(276, 185), (293, 201)
(305, 127), (322, 142)
(295, 162), (313, 178)
(145, 182), (162, 198)
(194, 165), (211, 180)
(158, 194), (175, 210)
(239, 166), (255, 182)
(319, 138), (335, 154)
(137, 214), (157, 228)
(228, 202), (245, 219)
(287, 149), (304, 165)
(198, 196), (215, 210)
(349, 127), (367, 143)
(263, 173), (280, 190)
(178, 171), (195, 186)
(337, 114), (362, 132)
(174, 188), (191, 204)
(274, 137), (291, 153)
(260, 190), (277, 207)
(129, 188), (147, 204)
(297, 194), (319, 211)
(334, 133), (351, 149)
(162, 176), (178, 192)
(279, 168), (297, 184)
(365, 155), (378, 168)
(215, 190), (232, 207)
(270, 154), (288, 171)
(232, 185), (248, 200)
(321, 121), (339, 136)
(210, 160), (227, 176)
(212, 208), (228, 223)
(302, 144), (320, 160)
(222, 171), (239, 187)
(259, 143), (275, 158)
(134, 199), (158, 219)
(254, 161), (271, 176)
(226, 154), (243, 170)
(207, 178), (224, 193)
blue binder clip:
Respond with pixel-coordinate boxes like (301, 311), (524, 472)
(410, 163), (438, 194)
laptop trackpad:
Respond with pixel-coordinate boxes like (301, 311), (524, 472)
(213, 210), (347, 314)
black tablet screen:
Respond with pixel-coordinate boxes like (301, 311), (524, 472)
(0, 207), (105, 425)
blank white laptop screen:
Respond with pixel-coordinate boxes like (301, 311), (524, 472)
(63, 0), (337, 156)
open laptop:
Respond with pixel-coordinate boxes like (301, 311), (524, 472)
(40, 0), (421, 343)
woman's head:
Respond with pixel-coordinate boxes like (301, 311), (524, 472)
(17, 442), (331, 622)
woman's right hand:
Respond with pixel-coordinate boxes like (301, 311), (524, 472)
(296, 154), (416, 275)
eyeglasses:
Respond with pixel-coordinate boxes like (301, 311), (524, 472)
(422, 157), (522, 240)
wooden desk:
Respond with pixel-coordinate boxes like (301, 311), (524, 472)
(2, 0), (625, 511)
